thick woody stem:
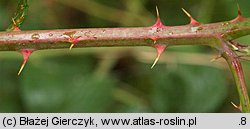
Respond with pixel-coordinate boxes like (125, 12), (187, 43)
(0, 18), (250, 51)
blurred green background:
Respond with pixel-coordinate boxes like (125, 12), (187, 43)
(0, 0), (250, 113)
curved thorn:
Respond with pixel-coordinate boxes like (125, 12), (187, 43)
(151, 56), (160, 69)
(237, 3), (242, 16)
(231, 3), (245, 22)
(156, 6), (160, 19)
(68, 36), (81, 50)
(69, 43), (75, 50)
(229, 43), (239, 51)
(229, 41), (249, 49)
(152, 5), (167, 28)
(231, 101), (242, 111)
(182, 8), (192, 18)
(231, 101), (239, 109)
(151, 44), (167, 69)
(211, 54), (222, 62)
(17, 49), (34, 76)
(18, 60), (27, 76)
(182, 8), (200, 25)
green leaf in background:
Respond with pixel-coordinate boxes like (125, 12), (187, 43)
(1, 0), (249, 113)
(0, 58), (23, 112)
(107, 54), (228, 112)
(112, 59), (230, 112)
(150, 65), (227, 112)
(19, 53), (115, 112)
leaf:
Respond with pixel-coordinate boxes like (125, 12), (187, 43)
(6, 0), (29, 31)
(149, 65), (227, 112)
(20, 53), (115, 112)
(0, 58), (23, 112)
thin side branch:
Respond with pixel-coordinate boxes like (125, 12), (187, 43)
(221, 40), (250, 112)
